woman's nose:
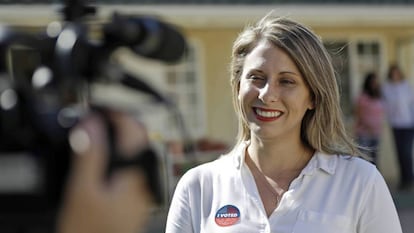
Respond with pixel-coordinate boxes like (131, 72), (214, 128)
(258, 83), (278, 103)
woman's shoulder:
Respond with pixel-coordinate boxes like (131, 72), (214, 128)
(308, 152), (385, 193)
(314, 152), (380, 180)
(177, 152), (237, 184)
(338, 154), (376, 170)
(333, 154), (382, 182)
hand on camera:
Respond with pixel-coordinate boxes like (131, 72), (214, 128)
(57, 111), (153, 233)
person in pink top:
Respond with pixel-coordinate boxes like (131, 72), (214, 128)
(354, 72), (385, 165)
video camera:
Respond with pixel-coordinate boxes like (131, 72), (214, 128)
(0, 0), (187, 230)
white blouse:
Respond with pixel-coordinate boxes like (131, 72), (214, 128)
(165, 142), (402, 233)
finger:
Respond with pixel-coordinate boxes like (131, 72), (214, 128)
(68, 114), (109, 187)
(104, 168), (153, 233)
(107, 110), (149, 158)
(110, 168), (154, 210)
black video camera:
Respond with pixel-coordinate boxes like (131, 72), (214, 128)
(0, 0), (187, 230)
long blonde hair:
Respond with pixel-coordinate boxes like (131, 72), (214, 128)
(230, 14), (361, 156)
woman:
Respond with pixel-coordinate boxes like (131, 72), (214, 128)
(354, 72), (385, 165)
(165, 14), (401, 233)
(382, 64), (414, 191)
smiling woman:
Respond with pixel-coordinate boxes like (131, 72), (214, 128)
(165, 13), (402, 233)
(238, 40), (314, 144)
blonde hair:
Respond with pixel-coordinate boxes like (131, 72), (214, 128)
(230, 14), (361, 156)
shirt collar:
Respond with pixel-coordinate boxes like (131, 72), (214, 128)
(301, 151), (337, 176)
(232, 141), (249, 169)
(232, 141), (338, 176)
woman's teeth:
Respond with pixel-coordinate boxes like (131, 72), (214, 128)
(255, 108), (281, 118)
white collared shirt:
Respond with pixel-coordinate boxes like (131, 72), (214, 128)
(165, 142), (402, 233)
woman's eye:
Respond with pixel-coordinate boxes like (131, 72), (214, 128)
(249, 75), (264, 80)
(280, 78), (295, 85)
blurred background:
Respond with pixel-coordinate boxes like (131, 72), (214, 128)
(0, 0), (413, 232)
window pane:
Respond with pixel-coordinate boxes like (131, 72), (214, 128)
(165, 43), (205, 139)
(325, 42), (351, 117)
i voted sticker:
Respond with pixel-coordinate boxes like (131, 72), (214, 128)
(215, 205), (240, 227)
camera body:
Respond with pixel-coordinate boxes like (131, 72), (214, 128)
(0, 0), (187, 229)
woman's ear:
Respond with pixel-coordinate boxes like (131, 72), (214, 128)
(308, 96), (315, 110)
(308, 102), (315, 110)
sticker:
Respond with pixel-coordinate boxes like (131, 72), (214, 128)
(214, 205), (240, 227)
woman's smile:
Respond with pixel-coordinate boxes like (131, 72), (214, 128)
(253, 107), (283, 121)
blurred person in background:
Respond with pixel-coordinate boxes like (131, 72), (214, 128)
(382, 64), (414, 191)
(354, 72), (385, 165)
(165, 14), (402, 233)
(57, 111), (154, 233)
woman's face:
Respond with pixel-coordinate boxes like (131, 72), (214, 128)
(238, 40), (313, 142)
(390, 68), (403, 82)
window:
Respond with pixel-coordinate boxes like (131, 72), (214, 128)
(324, 40), (382, 124)
(356, 41), (381, 78)
(165, 43), (206, 140)
(325, 41), (352, 118)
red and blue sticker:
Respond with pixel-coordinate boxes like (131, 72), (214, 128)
(215, 205), (240, 227)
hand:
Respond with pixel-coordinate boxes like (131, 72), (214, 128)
(56, 110), (153, 233)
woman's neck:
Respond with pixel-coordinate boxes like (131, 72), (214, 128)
(247, 138), (313, 178)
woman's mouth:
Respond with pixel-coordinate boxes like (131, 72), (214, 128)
(253, 107), (282, 121)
